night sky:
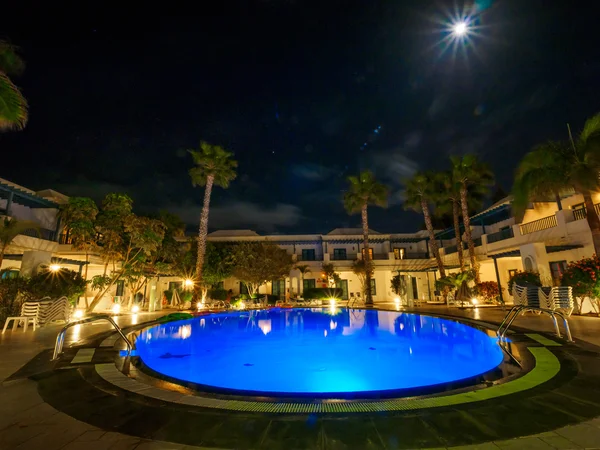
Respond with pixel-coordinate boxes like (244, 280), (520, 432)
(2, 1), (600, 234)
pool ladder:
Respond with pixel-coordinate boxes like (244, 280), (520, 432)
(497, 306), (573, 343)
(53, 314), (134, 360)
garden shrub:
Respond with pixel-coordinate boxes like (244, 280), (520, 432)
(208, 288), (228, 300)
(475, 281), (502, 304)
(508, 270), (541, 293)
(0, 268), (86, 324)
(303, 287), (343, 300)
(560, 255), (600, 313)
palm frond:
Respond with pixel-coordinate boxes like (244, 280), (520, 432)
(343, 170), (388, 215)
(0, 41), (25, 76)
(188, 142), (238, 188)
(0, 72), (28, 131)
(579, 113), (600, 147)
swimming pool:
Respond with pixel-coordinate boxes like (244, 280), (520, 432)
(135, 308), (504, 397)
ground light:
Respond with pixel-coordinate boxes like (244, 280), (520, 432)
(112, 303), (121, 315)
(471, 298), (479, 306)
(131, 305), (140, 314)
(184, 279), (194, 288)
(73, 309), (84, 319)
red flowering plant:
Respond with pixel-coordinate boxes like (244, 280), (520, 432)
(507, 270), (541, 294)
(475, 281), (503, 304)
(560, 255), (600, 313)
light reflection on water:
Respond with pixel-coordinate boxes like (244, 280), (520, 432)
(136, 309), (503, 394)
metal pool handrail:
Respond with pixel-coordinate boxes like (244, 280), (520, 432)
(497, 305), (573, 343)
(52, 314), (133, 360)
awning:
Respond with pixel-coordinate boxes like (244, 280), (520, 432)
(2, 254), (89, 267)
(0, 180), (58, 209)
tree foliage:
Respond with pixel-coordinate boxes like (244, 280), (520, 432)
(560, 255), (600, 313)
(321, 263), (341, 287)
(0, 40), (27, 131)
(390, 275), (407, 297)
(232, 242), (293, 296)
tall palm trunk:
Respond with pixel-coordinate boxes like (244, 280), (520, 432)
(582, 191), (600, 255)
(460, 184), (479, 282)
(194, 175), (214, 302)
(361, 204), (373, 306)
(421, 198), (445, 278)
(452, 199), (465, 271)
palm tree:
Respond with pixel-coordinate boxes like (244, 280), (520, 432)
(513, 113), (600, 254)
(451, 155), (494, 282)
(435, 170), (487, 272)
(513, 141), (570, 213)
(434, 171), (465, 271)
(189, 142), (237, 301)
(343, 171), (388, 306)
(295, 264), (311, 295)
(0, 41), (28, 131)
(0, 218), (40, 267)
(404, 172), (446, 278)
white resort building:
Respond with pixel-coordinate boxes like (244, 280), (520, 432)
(1, 175), (599, 310)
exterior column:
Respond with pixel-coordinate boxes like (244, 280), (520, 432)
(493, 257), (503, 303)
(6, 191), (14, 216)
(426, 271), (432, 301)
(20, 250), (52, 277)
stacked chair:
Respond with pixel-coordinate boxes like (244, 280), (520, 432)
(512, 285), (574, 316)
(2, 296), (73, 333)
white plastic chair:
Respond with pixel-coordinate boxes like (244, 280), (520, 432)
(2, 302), (40, 333)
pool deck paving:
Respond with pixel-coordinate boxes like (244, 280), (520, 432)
(1, 306), (600, 449)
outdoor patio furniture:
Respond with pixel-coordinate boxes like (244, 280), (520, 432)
(2, 302), (40, 333)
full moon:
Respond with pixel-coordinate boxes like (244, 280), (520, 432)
(453, 21), (468, 36)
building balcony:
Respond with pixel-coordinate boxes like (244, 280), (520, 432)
(487, 227), (514, 244)
(294, 255), (324, 262)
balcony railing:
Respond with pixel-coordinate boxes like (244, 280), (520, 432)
(20, 227), (56, 241)
(520, 215), (557, 235)
(396, 252), (429, 260)
(444, 238), (482, 255)
(572, 203), (600, 221)
(296, 255), (323, 262)
(487, 227), (514, 244)
(331, 255), (348, 261)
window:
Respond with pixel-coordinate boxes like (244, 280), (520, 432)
(508, 269), (518, 280)
(1, 269), (19, 280)
(549, 261), (567, 285)
(303, 279), (315, 290)
(393, 248), (406, 260)
(370, 279), (377, 296)
(168, 281), (183, 291)
(361, 248), (374, 260)
(333, 248), (347, 260)
(115, 280), (125, 297)
(411, 277), (419, 299)
(301, 249), (316, 261)
(272, 279), (285, 296)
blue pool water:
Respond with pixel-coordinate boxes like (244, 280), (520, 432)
(135, 309), (504, 395)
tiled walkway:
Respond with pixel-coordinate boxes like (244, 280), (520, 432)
(1, 308), (600, 449)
